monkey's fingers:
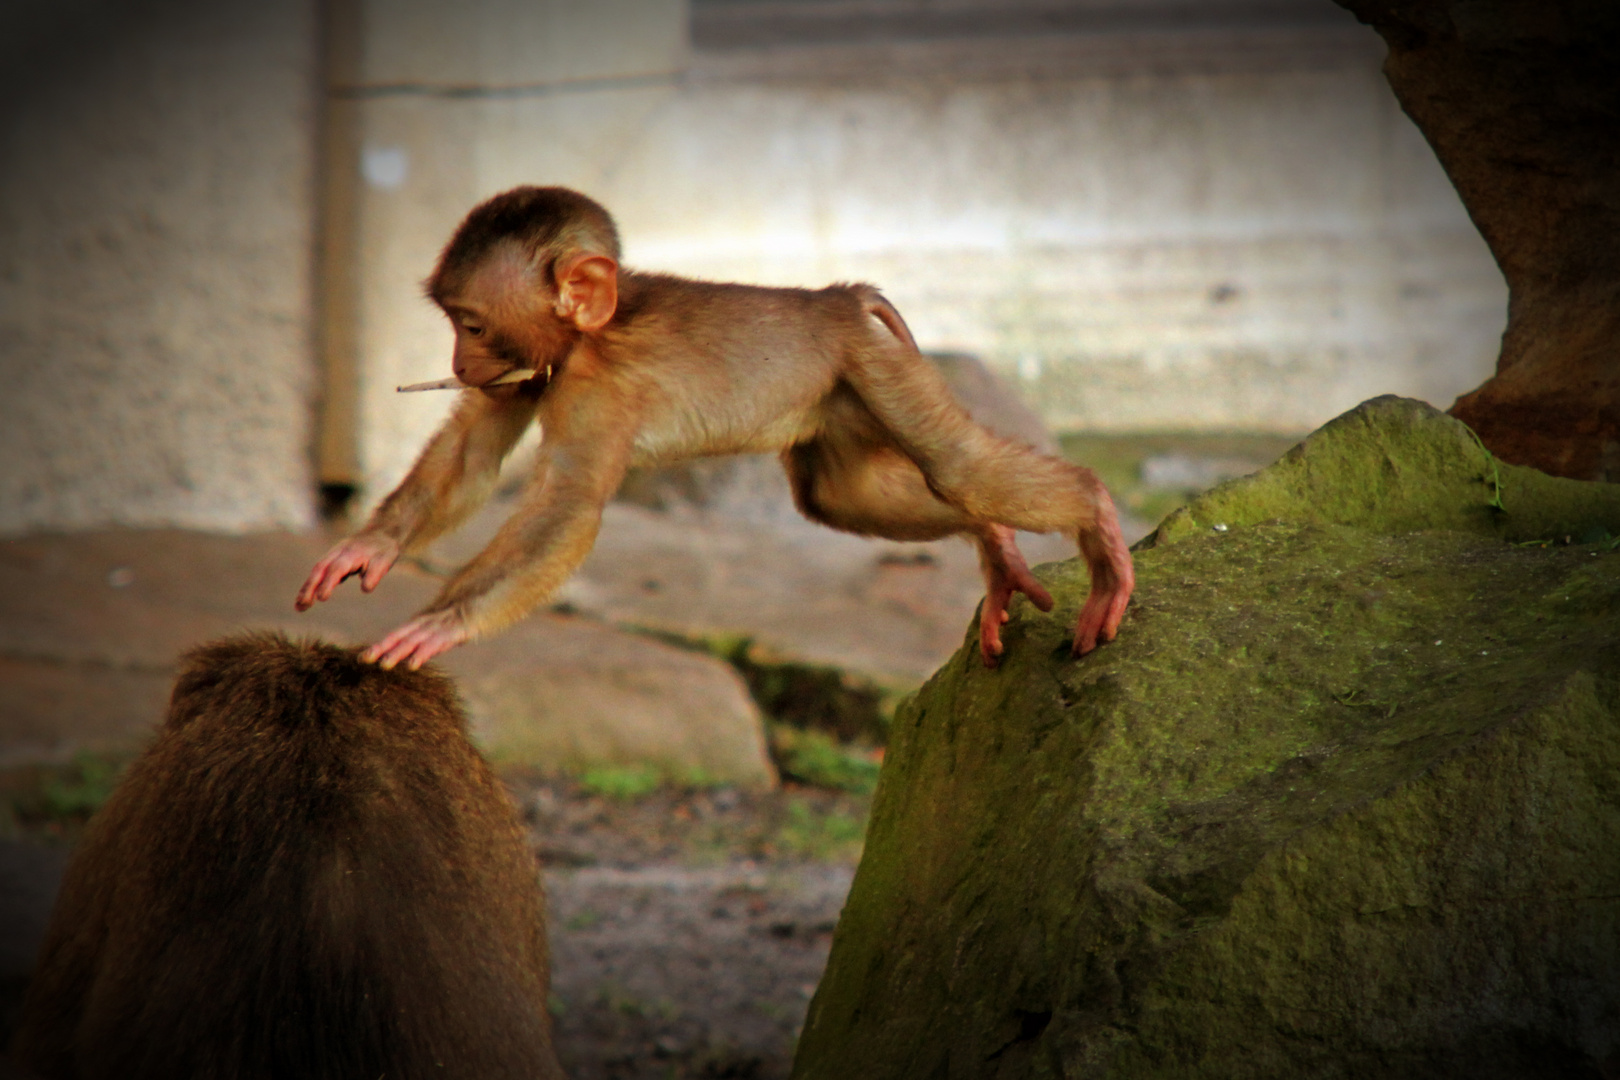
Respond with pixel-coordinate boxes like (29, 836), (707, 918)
(982, 526), (1055, 613)
(1016, 574), (1055, 614)
(297, 545), (361, 609)
(979, 587), (1015, 668)
(979, 614), (1005, 667)
(294, 561), (340, 610)
(297, 538), (400, 610)
(359, 549), (398, 593)
(1071, 583), (1132, 656)
(364, 611), (468, 671)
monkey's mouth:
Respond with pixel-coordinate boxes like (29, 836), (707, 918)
(481, 366), (548, 388)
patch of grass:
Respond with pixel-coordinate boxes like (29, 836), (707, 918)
(564, 908), (605, 932)
(769, 725), (881, 795)
(42, 753), (122, 818)
(769, 796), (868, 861)
(0, 752), (129, 840)
(577, 764), (663, 801)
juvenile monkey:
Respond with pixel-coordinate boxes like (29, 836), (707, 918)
(296, 186), (1133, 670)
(10, 633), (562, 1080)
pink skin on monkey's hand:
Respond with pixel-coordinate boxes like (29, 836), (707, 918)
(294, 533), (401, 611)
(363, 609), (469, 671)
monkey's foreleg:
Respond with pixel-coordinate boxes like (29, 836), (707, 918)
(366, 401), (634, 670)
(296, 389), (539, 617)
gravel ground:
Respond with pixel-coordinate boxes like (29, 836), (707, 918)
(514, 776), (868, 1080)
(548, 861), (851, 1079)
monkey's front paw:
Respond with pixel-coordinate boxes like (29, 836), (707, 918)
(363, 610), (469, 670)
(295, 534), (400, 611)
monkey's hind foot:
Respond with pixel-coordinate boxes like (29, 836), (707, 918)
(977, 525), (1055, 667)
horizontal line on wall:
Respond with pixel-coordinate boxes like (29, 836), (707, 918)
(331, 70), (683, 100)
(687, 25), (1382, 83)
(693, 0), (1364, 51)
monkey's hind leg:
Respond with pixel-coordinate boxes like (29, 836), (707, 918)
(784, 432), (1055, 666)
(838, 345), (1135, 655)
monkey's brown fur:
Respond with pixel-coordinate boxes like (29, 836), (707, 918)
(297, 186), (1134, 670)
(9, 633), (562, 1080)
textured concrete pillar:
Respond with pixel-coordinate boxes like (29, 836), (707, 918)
(0, 0), (322, 535)
(317, 0), (689, 505)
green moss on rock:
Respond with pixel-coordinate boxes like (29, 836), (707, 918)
(793, 398), (1620, 1079)
(1143, 396), (1620, 548)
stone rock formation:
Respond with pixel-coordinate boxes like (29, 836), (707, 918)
(1336, 0), (1620, 480)
(794, 397), (1620, 1079)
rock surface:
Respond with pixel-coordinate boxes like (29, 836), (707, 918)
(795, 397), (1620, 1079)
(1336, 0), (1620, 480)
(0, 530), (775, 787)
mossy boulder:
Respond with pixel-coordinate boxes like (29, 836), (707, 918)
(794, 398), (1620, 1080)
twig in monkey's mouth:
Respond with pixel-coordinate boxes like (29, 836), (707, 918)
(397, 366), (548, 392)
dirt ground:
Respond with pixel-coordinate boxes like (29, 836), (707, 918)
(519, 775), (869, 1080)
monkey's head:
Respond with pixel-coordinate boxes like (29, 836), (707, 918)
(427, 186), (622, 389)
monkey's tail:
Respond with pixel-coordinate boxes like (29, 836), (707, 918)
(859, 288), (922, 354)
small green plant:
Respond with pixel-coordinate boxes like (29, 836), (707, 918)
(42, 753), (123, 819)
(596, 980), (648, 1017)
(677, 765), (721, 790)
(772, 796), (867, 861)
(577, 763), (662, 801)
(1462, 425), (1507, 512)
(770, 725), (881, 794)
(753, 999), (797, 1022)
(564, 908), (604, 932)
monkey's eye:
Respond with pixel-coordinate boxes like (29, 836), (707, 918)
(464, 324), (485, 338)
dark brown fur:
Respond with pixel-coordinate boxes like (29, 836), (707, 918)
(9, 633), (561, 1080)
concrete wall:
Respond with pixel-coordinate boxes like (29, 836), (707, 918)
(0, 0), (1509, 530)
(642, 65), (1506, 434)
(337, 0), (1506, 504)
(0, 0), (322, 536)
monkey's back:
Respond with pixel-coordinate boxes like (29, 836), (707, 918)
(11, 633), (560, 1080)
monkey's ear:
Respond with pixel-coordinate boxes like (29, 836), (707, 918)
(554, 253), (619, 332)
